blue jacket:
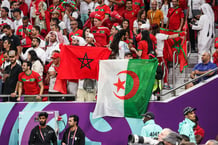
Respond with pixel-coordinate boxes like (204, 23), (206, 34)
(178, 118), (196, 144)
(141, 120), (162, 138)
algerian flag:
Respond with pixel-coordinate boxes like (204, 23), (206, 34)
(93, 59), (158, 119)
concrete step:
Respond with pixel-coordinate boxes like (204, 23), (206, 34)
(152, 53), (199, 101)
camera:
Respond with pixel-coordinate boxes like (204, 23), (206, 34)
(128, 134), (159, 145)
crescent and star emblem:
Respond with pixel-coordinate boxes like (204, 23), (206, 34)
(113, 70), (139, 100)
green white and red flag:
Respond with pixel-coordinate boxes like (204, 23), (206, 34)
(93, 59), (158, 118)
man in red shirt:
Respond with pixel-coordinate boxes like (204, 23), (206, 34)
(18, 0), (28, 16)
(16, 16), (33, 54)
(69, 20), (83, 43)
(167, 0), (184, 31)
(17, 61), (44, 102)
(102, 11), (123, 29)
(132, 0), (144, 12)
(95, 0), (111, 22)
(91, 14), (110, 47)
(123, 0), (137, 31)
(110, 0), (126, 16)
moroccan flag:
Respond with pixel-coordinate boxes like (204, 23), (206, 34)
(93, 59), (158, 118)
(58, 45), (111, 80)
(160, 28), (188, 72)
(54, 45), (111, 93)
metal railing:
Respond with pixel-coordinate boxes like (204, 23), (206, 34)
(158, 67), (218, 97)
(0, 94), (76, 102)
(172, 51), (179, 89)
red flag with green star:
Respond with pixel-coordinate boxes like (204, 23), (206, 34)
(160, 27), (188, 72)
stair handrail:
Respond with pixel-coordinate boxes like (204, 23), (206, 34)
(158, 67), (218, 97)
(172, 51), (179, 89)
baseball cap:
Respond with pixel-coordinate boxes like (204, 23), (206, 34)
(112, 23), (120, 30)
(90, 11), (96, 18)
(183, 106), (196, 116)
(87, 33), (96, 42)
(63, 1), (78, 11)
(141, 112), (155, 119)
(110, 11), (122, 20)
(51, 52), (60, 59)
(94, 14), (103, 21)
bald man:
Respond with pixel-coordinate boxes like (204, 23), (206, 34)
(147, 0), (164, 27)
(186, 52), (217, 89)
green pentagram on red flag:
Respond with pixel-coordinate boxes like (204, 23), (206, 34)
(78, 53), (94, 69)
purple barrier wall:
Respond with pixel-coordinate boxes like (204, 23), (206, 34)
(0, 77), (218, 145)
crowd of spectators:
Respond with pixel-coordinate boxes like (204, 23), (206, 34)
(0, 0), (217, 102)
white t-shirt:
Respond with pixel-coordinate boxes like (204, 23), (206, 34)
(63, 12), (79, 33)
(32, 60), (43, 78)
(133, 19), (150, 29)
(118, 41), (130, 59)
(155, 33), (168, 57)
(80, 0), (90, 14)
(161, 4), (169, 24)
(45, 42), (60, 62)
(21, 47), (46, 64)
(14, 18), (23, 34)
(0, 17), (15, 30)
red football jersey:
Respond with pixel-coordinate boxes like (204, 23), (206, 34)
(69, 29), (83, 42)
(91, 26), (110, 47)
(18, 71), (42, 95)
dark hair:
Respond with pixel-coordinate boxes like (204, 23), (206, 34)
(126, 0), (132, 3)
(51, 18), (60, 24)
(137, 9), (146, 21)
(180, 134), (190, 142)
(12, 8), (21, 14)
(22, 16), (29, 21)
(110, 29), (127, 54)
(151, 24), (160, 35)
(33, 25), (41, 33)
(2, 24), (11, 30)
(38, 112), (48, 118)
(3, 38), (11, 45)
(121, 19), (130, 30)
(28, 50), (43, 65)
(3, 38), (12, 51)
(2, 7), (9, 13)
(141, 30), (154, 54)
(69, 115), (79, 125)
(32, 37), (41, 44)
(82, 27), (90, 39)
(52, 24), (60, 31)
(22, 60), (32, 70)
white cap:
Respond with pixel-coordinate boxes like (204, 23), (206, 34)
(72, 36), (86, 46)
(87, 33), (96, 42)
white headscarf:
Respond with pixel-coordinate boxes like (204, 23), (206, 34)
(201, 3), (215, 39)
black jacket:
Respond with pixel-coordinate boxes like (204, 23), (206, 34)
(62, 126), (85, 145)
(28, 125), (57, 145)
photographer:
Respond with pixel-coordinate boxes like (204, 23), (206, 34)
(128, 129), (180, 145)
